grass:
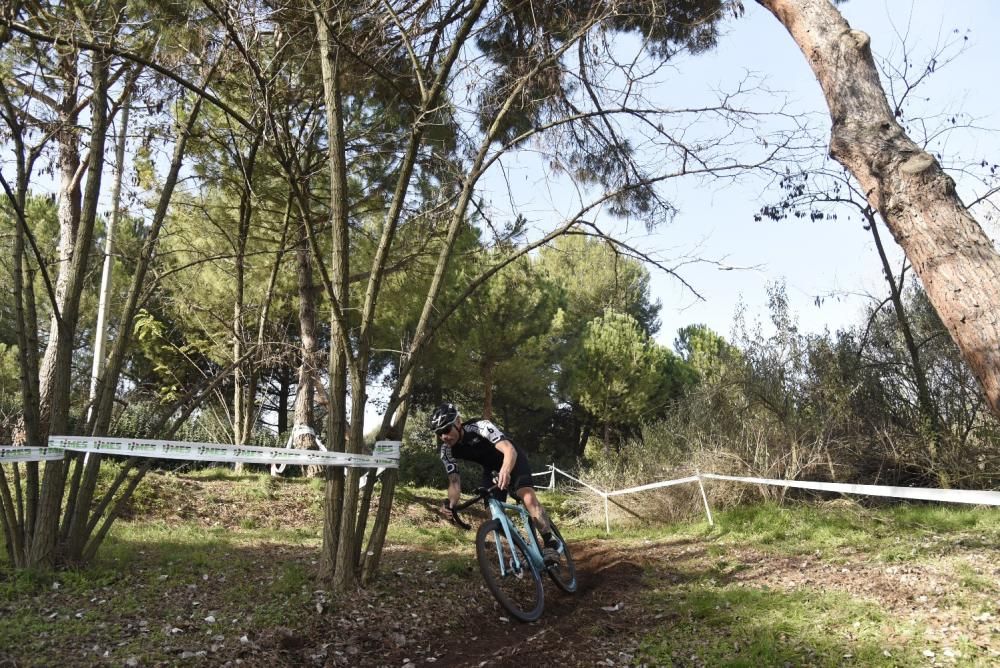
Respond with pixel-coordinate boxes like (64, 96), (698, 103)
(638, 500), (1000, 561)
(618, 500), (1000, 667)
(0, 520), (326, 662)
(638, 587), (922, 667)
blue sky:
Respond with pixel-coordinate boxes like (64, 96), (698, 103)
(641, 0), (1000, 346)
(475, 1), (1000, 351)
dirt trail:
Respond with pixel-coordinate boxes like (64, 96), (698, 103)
(420, 541), (653, 667)
(266, 539), (692, 668)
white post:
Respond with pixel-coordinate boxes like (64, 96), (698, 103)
(696, 472), (714, 527)
(603, 493), (610, 535)
(549, 463), (556, 491)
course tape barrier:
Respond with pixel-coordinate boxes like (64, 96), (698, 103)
(1, 436), (399, 469)
(550, 466), (608, 497)
(540, 466), (1000, 533)
(701, 473), (1000, 507)
(0, 447), (65, 463)
(606, 475), (701, 497)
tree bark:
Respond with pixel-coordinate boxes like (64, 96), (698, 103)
(293, 194), (322, 476)
(757, 0), (1000, 417)
(232, 134), (262, 471)
(314, 2), (350, 585)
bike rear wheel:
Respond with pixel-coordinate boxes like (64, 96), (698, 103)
(475, 519), (544, 622)
(544, 522), (577, 593)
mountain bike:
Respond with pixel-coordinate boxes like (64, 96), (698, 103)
(450, 484), (576, 622)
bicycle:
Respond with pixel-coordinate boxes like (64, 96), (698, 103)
(450, 484), (576, 622)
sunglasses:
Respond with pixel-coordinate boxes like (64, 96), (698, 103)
(435, 424), (455, 437)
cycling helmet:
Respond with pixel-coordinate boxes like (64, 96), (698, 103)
(430, 403), (459, 434)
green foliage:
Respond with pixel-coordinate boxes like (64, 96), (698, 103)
(0, 344), (20, 440)
(568, 309), (690, 439)
(630, 280), (1000, 492)
(674, 323), (742, 383)
(539, 235), (660, 336)
(452, 251), (562, 415)
(475, 0), (728, 220)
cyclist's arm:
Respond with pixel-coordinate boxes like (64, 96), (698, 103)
(447, 472), (462, 508)
(440, 442), (462, 508)
(493, 439), (517, 490)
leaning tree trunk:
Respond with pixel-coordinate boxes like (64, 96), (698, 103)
(757, 0), (1000, 417)
(864, 207), (944, 472)
(293, 200), (323, 477)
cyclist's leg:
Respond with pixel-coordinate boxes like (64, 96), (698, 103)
(512, 463), (552, 536)
(517, 485), (563, 564)
(518, 487), (552, 534)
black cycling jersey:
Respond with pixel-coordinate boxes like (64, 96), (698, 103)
(439, 417), (534, 490)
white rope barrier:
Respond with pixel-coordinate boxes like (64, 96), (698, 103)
(551, 466), (610, 497)
(700, 473), (1000, 506)
(605, 475), (701, 497)
(530, 464), (558, 490)
(534, 467), (1000, 534)
(8, 440), (997, 530)
(549, 466), (615, 533)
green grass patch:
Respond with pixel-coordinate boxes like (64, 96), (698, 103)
(387, 523), (470, 549)
(634, 500), (1000, 564)
(638, 586), (923, 667)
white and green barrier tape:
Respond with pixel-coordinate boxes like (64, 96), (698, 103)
(1, 436), (400, 469)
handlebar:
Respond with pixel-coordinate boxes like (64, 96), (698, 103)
(444, 471), (525, 530)
(445, 485), (497, 530)
(444, 478), (521, 531)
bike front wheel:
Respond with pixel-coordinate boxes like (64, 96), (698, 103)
(475, 519), (544, 622)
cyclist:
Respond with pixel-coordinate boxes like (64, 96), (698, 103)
(430, 402), (561, 563)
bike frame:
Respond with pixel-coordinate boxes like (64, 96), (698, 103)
(484, 495), (545, 575)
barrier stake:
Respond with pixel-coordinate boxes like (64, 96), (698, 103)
(549, 464), (556, 491)
(604, 494), (610, 535)
(696, 472), (714, 527)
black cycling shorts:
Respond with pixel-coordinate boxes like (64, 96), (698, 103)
(480, 456), (535, 501)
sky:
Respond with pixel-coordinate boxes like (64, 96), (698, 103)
(476, 0), (1000, 351)
(639, 0), (1000, 346)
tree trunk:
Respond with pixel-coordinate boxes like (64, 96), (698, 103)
(232, 225), (249, 469)
(293, 197), (322, 476)
(30, 42), (113, 568)
(758, 0), (1000, 418)
(864, 207), (943, 471)
(76, 60), (216, 564)
(314, 2), (351, 586)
